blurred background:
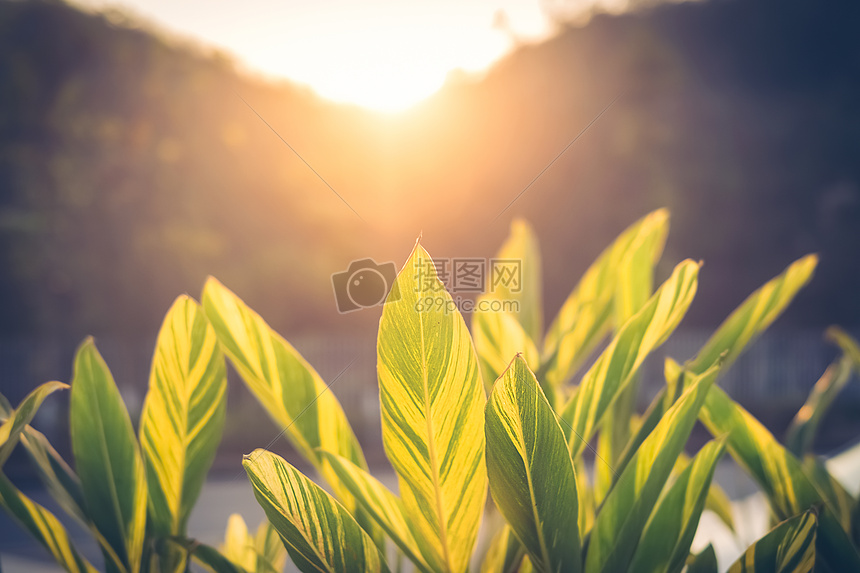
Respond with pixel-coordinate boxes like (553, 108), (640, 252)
(0, 0), (859, 567)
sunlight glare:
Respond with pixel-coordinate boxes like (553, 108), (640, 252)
(74, 0), (553, 112)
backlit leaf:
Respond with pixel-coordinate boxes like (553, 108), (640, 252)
(543, 209), (669, 388)
(0, 381), (67, 467)
(627, 438), (727, 573)
(584, 365), (718, 573)
(243, 449), (390, 573)
(728, 510), (817, 573)
(480, 525), (525, 573)
(70, 338), (147, 573)
(0, 474), (98, 573)
(786, 355), (852, 457)
(140, 296), (227, 536)
(321, 451), (433, 573)
(377, 243), (487, 573)
(485, 356), (581, 573)
(560, 259), (699, 459)
(472, 309), (540, 394)
(482, 219), (543, 343)
(202, 278), (374, 539)
(686, 255), (817, 376)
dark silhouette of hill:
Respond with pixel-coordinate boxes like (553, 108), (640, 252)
(1, 0), (859, 349)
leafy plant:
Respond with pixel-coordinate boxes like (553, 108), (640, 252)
(2, 209), (860, 573)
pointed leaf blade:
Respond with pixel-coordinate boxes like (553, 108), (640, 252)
(140, 296), (227, 536)
(728, 510), (817, 573)
(201, 278), (373, 536)
(69, 339), (147, 573)
(483, 219), (543, 342)
(627, 438), (727, 573)
(0, 381), (67, 467)
(472, 310), (540, 394)
(543, 209), (669, 387)
(377, 244), (487, 573)
(687, 255), (817, 376)
(584, 365), (719, 573)
(0, 474), (98, 573)
(560, 259), (700, 459)
(243, 449), (390, 573)
(485, 356), (581, 573)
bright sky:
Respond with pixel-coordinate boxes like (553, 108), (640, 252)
(73, 0), (560, 111)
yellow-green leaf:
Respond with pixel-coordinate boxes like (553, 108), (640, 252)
(627, 438), (727, 573)
(543, 208), (669, 388)
(480, 524), (525, 573)
(699, 385), (851, 530)
(827, 326), (860, 369)
(69, 339), (147, 573)
(0, 408), (86, 525)
(786, 355), (853, 457)
(221, 514), (257, 571)
(0, 474), (98, 573)
(140, 296), (227, 536)
(595, 219), (666, 503)
(201, 278), (374, 538)
(686, 545), (718, 573)
(485, 356), (581, 573)
(686, 255), (817, 377)
(560, 259), (700, 459)
(193, 542), (251, 573)
(0, 381), (67, 467)
(584, 365), (718, 573)
(377, 244), (487, 573)
(482, 219), (543, 342)
(728, 509), (817, 573)
(321, 451), (433, 573)
(254, 519), (288, 573)
(0, 390), (85, 524)
(243, 449), (390, 573)
(472, 309), (540, 394)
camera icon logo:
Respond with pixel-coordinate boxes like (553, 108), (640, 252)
(331, 259), (400, 313)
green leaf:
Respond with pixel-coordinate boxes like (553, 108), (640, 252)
(0, 381), (68, 467)
(320, 451), (433, 573)
(254, 519), (288, 573)
(377, 244), (487, 573)
(827, 326), (860, 369)
(686, 255), (817, 376)
(698, 385), (851, 530)
(685, 545), (718, 573)
(472, 309), (540, 394)
(595, 219), (666, 503)
(69, 338), (147, 573)
(560, 259), (700, 459)
(584, 365), (718, 573)
(0, 390), (86, 524)
(139, 296), (227, 536)
(786, 356), (852, 457)
(543, 208), (669, 388)
(482, 219), (544, 342)
(480, 524), (525, 573)
(221, 514), (257, 571)
(728, 509), (817, 573)
(627, 438), (727, 573)
(0, 474), (98, 573)
(243, 449), (390, 573)
(201, 278), (372, 532)
(485, 356), (581, 573)
(193, 541), (252, 573)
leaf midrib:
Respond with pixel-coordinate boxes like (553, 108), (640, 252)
(510, 386), (553, 570)
(419, 303), (453, 572)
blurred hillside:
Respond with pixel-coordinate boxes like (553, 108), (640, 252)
(1, 0), (859, 349)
